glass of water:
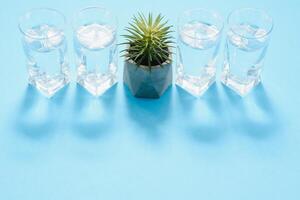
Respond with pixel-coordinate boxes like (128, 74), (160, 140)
(176, 9), (223, 97)
(19, 8), (70, 98)
(221, 8), (273, 96)
(73, 6), (118, 96)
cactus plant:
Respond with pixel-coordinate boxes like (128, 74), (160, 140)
(121, 13), (174, 68)
(122, 13), (174, 98)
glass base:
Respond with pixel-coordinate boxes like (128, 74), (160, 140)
(221, 73), (261, 97)
(176, 74), (215, 97)
(77, 73), (117, 96)
(30, 75), (70, 98)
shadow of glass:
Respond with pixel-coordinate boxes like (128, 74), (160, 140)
(175, 84), (227, 144)
(72, 120), (111, 140)
(71, 84), (118, 139)
(237, 119), (280, 140)
(175, 85), (197, 110)
(122, 84), (173, 141)
(187, 124), (225, 144)
(222, 83), (282, 140)
(49, 84), (70, 105)
(73, 84), (94, 112)
(74, 84), (118, 112)
(18, 85), (38, 113)
(239, 84), (282, 139)
(201, 83), (223, 113)
(13, 85), (57, 140)
(253, 84), (275, 113)
(221, 83), (245, 108)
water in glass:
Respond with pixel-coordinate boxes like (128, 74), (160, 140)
(177, 21), (221, 96)
(221, 23), (270, 96)
(74, 23), (117, 96)
(22, 24), (69, 97)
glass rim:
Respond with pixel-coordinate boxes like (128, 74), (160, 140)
(18, 7), (66, 40)
(72, 5), (118, 37)
(227, 7), (274, 39)
(178, 8), (224, 41)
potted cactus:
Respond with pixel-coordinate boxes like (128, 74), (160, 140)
(122, 13), (174, 98)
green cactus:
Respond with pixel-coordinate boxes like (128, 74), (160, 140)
(121, 13), (174, 68)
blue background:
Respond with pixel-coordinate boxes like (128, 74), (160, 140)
(0, 0), (299, 199)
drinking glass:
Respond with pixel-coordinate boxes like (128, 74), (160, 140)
(176, 9), (223, 96)
(19, 8), (70, 98)
(73, 6), (118, 96)
(221, 8), (273, 96)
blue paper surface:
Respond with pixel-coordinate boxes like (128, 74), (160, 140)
(0, 0), (299, 199)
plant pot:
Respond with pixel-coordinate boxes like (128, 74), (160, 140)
(123, 60), (173, 99)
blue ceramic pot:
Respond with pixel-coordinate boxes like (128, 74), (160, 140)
(123, 60), (173, 99)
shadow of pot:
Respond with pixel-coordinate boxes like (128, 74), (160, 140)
(123, 59), (173, 99)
